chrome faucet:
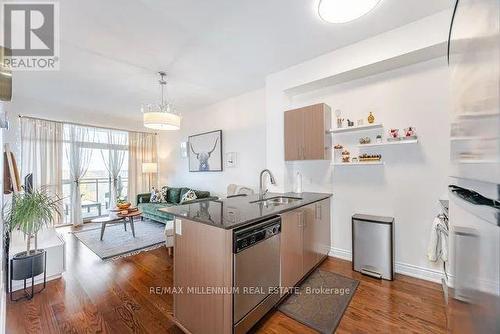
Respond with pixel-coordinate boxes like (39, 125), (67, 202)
(259, 169), (276, 200)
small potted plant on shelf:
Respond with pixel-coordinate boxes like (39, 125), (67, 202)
(6, 187), (62, 300)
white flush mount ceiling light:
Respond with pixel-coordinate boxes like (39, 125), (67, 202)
(142, 71), (181, 130)
(318, 0), (382, 24)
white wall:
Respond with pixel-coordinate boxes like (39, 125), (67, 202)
(288, 58), (450, 277)
(264, 11), (452, 282)
(158, 89), (266, 195)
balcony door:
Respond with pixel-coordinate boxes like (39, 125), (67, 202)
(62, 128), (129, 224)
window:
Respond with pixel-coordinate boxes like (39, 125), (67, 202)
(61, 126), (129, 223)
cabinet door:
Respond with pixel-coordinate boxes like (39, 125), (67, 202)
(316, 199), (331, 258)
(302, 203), (318, 274)
(280, 210), (304, 288)
(303, 104), (328, 160)
(284, 109), (304, 161)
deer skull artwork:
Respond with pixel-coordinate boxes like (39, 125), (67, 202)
(189, 137), (219, 171)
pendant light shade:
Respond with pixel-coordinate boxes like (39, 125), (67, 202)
(318, 0), (382, 24)
(142, 71), (181, 131)
(143, 111), (181, 130)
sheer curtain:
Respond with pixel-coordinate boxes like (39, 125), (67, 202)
(20, 117), (64, 224)
(101, 130), (127, 209)
(65, 124), (95, 226)
(128, 132), (158, 204)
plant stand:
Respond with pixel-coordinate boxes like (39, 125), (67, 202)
(10, 249), (47, 301)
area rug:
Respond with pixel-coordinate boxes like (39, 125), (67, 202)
(72, 220), (165, 260)
(278, 270), (359, 334)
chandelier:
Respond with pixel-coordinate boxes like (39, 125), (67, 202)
(142, 71), (181, 130)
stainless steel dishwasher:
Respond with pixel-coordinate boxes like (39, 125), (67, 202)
(233, 216), (281, 334)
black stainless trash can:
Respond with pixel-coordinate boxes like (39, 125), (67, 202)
(352, 214), (394, 280)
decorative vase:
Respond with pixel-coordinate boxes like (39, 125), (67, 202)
(367, 112), (375, 124)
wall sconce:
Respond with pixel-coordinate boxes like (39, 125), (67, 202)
(180, 141), (188, 158)
(225, 152), (237, 168)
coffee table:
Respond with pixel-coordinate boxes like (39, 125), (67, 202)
(91, 211), (142, 241)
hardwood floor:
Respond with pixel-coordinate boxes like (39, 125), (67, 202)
(7, 225), (447, 333)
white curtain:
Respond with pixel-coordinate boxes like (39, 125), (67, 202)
(128, 132), (158, 204)
(65, 125), (95, 226)
(20, 117), (64, 224)
(101, 130), (127, 209)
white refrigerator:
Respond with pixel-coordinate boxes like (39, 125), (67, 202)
(448, 0), (499, 332)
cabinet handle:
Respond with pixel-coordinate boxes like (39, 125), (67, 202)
(298, 211), (304, 228)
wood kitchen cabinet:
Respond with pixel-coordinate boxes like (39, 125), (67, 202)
(302, 204), (318, 274)
(280, 198), (331, 288)
(284, 103), (332, 161)
(280, 209), (304, 288)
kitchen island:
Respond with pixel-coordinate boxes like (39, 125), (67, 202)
(159, 192), (332, 334)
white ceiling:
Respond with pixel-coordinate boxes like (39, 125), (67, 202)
(13, 0), (451, 121)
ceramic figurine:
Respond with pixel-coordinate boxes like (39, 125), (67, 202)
(334, 144), (343, 163)
(404, 126), (417, 139)
(359, 137), (371, 144)
(376, 135), (383, 143)
(341, 149), (350, 163)
(367, 112), (375, 124)
(335, 109), (344, 128)
(347, 119), (354, 127)
(388, 129), (400, 141)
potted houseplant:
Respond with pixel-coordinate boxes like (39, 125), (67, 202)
(6, 187), (61, 299)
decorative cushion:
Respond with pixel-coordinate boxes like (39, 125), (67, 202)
(166, 187), (182, 204)
(180, 189), (197, 204)
(150, 188), (163, 203)
(194, 190), (210, 199)
(160, 186), (169, 203)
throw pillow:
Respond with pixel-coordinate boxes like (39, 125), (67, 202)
(194, 190), (210, 199)
(180, 189), (197, 204)
(150, 188), (163, 203)
(167, 187), (182, 204)
(160, 186), (169, 203)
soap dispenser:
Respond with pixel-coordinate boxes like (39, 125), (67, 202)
(294, 172), (302, 194)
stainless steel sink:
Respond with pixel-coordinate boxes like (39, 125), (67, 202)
(250, 196), (302, 206)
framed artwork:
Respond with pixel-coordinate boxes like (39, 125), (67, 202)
(188, 130), (223, 172)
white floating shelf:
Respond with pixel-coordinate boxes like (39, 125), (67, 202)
(327, 123), (383, 134)
(450, 136), (498, 142)
(455, 159), (499, 164)
(358, 139), (418, 147)
(457, 111), (499, 119)
(332, 161), (384, 166)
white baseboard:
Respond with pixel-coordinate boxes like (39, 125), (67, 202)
(329, 247), (445, 283)
(329, 247), (352, 261)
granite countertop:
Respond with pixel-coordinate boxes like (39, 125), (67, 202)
(159, 192), (332, 230)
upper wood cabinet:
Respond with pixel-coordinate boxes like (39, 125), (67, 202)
(284, 103), (331, 161)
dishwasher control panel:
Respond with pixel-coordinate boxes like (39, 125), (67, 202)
(234, 217), (281, 253)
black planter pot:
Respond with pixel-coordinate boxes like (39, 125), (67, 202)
(10, 249), (47, 301)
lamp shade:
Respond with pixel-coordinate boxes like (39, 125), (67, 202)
(142, 162), (158, 174)
(143, 112), (181, 130)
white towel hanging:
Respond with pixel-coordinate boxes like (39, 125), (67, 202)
(427, 215), (449, 262)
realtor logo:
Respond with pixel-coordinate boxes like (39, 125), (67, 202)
(1, 2), (60, 70)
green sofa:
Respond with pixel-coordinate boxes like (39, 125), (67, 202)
(137, 187), (218, 224)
